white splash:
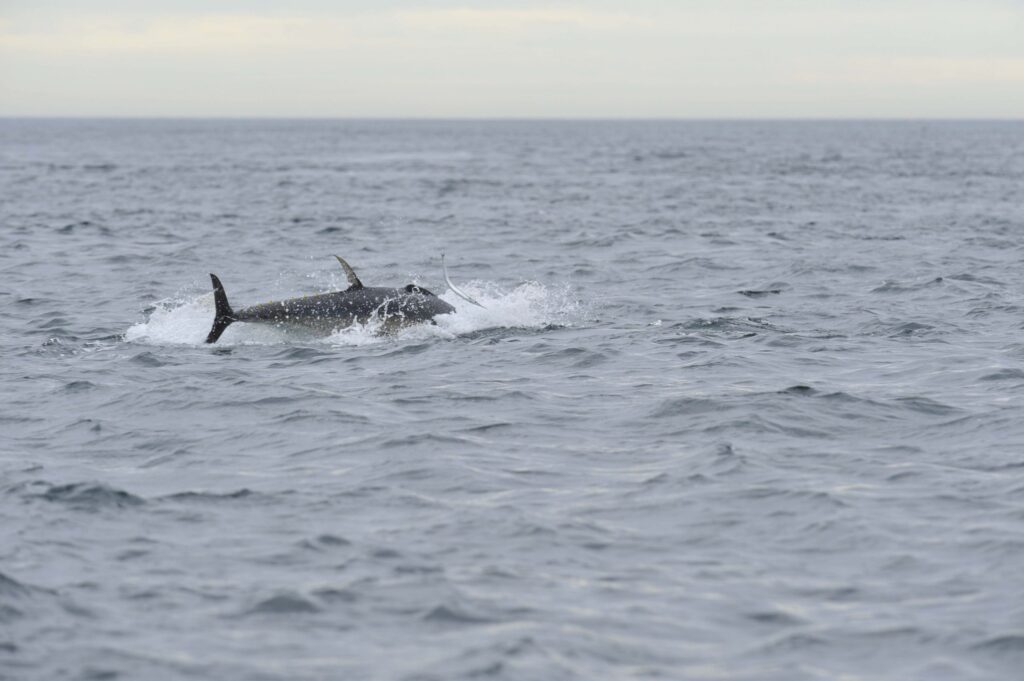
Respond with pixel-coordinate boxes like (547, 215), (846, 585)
(124, 293), (216, 346)
(124, 281), (581, 347)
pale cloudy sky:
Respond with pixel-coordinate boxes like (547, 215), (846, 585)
(1, 0), (1022, 118)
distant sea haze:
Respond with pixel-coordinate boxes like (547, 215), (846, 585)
(1, 119), (1023, 680)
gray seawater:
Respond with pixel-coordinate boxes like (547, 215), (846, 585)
(2, 119), (1023, 680)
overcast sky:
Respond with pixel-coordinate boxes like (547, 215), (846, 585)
(1, 0), (1022, 118)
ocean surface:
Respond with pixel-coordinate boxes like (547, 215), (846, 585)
(1, 119), (1023, 680)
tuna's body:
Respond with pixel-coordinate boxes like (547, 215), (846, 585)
(205, 257), (456, 343)
(236, 287), (454, 332)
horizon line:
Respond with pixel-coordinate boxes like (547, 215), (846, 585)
(1, 115), (1022, 123)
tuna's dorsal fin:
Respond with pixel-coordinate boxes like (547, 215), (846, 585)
(334, 255), (363, 290)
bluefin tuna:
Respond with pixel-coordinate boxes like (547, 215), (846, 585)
(205, 256), (459, 343)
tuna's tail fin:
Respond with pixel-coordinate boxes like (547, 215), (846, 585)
(205, 274), (235, 343)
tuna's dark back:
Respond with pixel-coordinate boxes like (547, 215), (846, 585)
(236, 287), (454, 325)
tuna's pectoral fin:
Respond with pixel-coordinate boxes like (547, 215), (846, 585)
(334, 255), (364, 290)
(441, 252), (485, 308)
